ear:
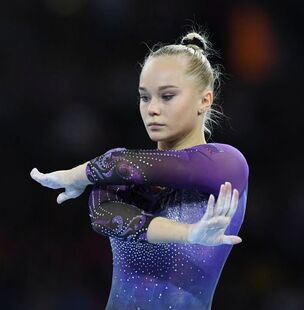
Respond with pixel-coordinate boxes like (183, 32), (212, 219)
(198, 89), (213, 114)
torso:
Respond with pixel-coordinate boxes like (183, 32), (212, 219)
(106, 187), (248, 310)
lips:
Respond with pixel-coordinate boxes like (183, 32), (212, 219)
(148, 123), (164, 126)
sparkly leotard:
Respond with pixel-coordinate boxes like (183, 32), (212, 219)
(85, 143), (249, 310)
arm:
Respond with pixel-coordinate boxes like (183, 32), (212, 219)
(30, 161), (93, 204)
(89, 184), (188, 243)
(146, 181), (241, 245)
(30, 147), (244, 244)
(85, 144), (249, 196)
(90, 182), (241, 245)
(30, 144), (248, 204)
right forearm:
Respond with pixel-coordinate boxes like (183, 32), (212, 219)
(88, 178), (190, 245)
(146, 217), (191, 244)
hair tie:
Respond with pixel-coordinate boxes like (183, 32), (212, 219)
(181, 37), (206, 52)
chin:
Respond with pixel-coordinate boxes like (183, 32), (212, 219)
(148, 136), (161, 142)
(148, 135), (171, 143)
(147, 129), (174, 142)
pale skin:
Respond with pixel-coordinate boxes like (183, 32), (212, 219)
(30, 54), (242, 246)
(139, 55), (212, 151)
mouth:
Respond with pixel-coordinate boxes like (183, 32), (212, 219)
(148, 123), (165, 129)
(148, 123), (165, 126)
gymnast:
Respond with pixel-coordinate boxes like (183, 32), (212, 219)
(30, 30), (249, 309)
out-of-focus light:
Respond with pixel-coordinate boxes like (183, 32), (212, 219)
(227, 4), (278, 83)
(44, 0), (88, 16)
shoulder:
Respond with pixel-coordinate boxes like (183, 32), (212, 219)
(196, 142), (249, 177)
(198, 143), (248, 161)
(207, 143), (249, 194)
(214, 142), (248, 167)
(213, 143), (247, 158)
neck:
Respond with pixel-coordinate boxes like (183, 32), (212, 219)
(157, 133), (207, 151)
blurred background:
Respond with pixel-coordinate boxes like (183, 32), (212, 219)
(1, 0), (304, 309)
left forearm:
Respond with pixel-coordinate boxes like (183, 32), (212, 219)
(70, 161), (93, 187)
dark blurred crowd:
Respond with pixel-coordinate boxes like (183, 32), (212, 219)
(1, 0), (303, 309)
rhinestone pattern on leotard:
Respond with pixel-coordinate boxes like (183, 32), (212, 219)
(88, 184), (155, 242)
(85, 144), (249, 309)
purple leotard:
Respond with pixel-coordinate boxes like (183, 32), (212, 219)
(86, 143), (249, 310)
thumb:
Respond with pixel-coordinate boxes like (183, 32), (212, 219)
(57, 191), (70, 204)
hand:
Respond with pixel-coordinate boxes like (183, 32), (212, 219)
(30, 166), (87, 204)
(187, 182), (241, 246)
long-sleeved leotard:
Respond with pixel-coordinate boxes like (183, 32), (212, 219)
(86, 143), (249, 310)
(88, 184), (156, 242)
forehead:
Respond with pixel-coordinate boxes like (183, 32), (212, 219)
(139, 55), (190, 88)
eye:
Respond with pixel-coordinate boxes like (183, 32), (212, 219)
(162, 95), (174, 101)
(139, 95), (149, 103)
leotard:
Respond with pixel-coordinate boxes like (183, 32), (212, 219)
(85, 143), (249, 310)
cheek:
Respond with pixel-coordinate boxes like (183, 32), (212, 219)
(139, 105), (145, 117)
(175, 106), (197, 128)
(171, 102), (194, 121)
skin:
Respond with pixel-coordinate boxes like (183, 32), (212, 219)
(29, 54), (242, 245)
(139, 55), (241, 245)
(139, 55), (213, 151)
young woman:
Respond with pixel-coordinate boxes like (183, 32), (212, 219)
(30, 30), (249, 310)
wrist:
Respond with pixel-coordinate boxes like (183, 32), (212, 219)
(70, 162), (93, 188)
(185, 223), (194, 244)
(177, 222), (191, 243)
(147, 217), (192, 244)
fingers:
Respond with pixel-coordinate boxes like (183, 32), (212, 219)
(214, 182), (239, 218)
(221, 235), (242, 245)
(221, 182), (232, 216)
(226, 189), (239, 218)
(204, 194), (215, 220)
(30, 167), (61, 189)
(213, 183), (226, 215)
(30, 168), (38, 178)
(30, 168), (40, 180)
(30, 168), (48, 185)
(214, 182), (232, 215)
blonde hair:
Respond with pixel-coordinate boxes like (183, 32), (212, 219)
(138, 29), (224, 139)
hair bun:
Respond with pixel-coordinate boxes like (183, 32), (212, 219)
(181, 33), (207, 52)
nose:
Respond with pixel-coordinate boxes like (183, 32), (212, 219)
(147, 98), (161, 115)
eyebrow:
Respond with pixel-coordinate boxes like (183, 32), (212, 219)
(138, 85), (179, 91)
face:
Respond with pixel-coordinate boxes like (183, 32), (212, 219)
(138, 55), (210, 148)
